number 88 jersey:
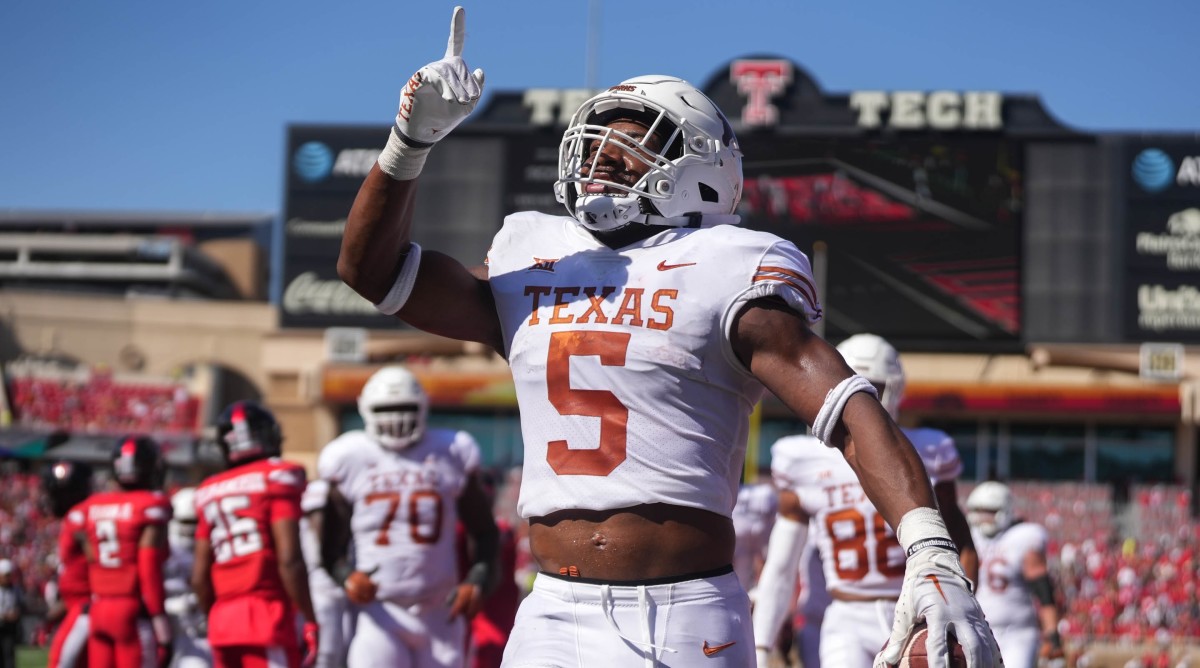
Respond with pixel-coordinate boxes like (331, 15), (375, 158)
(770, 429), (961, 598)
(194, 457), (306, 598)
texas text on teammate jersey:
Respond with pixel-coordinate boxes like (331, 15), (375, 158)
(770, 428), (962, 598)
(318, 426), (480, 605)
(194, 456), (306, 647)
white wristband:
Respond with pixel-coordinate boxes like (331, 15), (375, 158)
(377, 128), (432, 181)
(811, 374), (878, 444)
(895, 506), (956, 556)
(374, 243), (422, 315)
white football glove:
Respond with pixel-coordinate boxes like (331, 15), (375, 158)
(378, 5), (485, 180)
(874, 508), (1001, 668)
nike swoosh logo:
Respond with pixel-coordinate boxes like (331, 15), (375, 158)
(925, 574), (948, 603)
(657, 260), (697, 271)
(702, 640), (736, 657)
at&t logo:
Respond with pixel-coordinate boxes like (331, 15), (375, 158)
(1131, 148), (1200, 193)
(1132, 148), (1174, 193)
(293, 142), (334, 183)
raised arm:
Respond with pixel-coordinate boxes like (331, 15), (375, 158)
(337, 6), (502, 350)
(732, 299), (999, 668)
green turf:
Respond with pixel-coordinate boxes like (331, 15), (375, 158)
(17, 646), (48, 668)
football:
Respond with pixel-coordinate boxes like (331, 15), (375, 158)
(897, 621), (968, 668)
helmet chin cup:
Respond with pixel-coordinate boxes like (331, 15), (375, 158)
(574, 193), (645, 232)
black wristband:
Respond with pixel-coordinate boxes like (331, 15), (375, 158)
(905, 536), (958, 558)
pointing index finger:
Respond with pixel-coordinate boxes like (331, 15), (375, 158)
(445, 6), (466, 59)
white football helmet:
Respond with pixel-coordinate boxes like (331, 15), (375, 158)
(836, 333), (906, 419)
(169, 486), (197, 550)
(555, 75), (743, 232)
(358, 365), (428, 451)
(966, 481), (1014, 538)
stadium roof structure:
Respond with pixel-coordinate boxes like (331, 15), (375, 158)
(0, 209), (274, 229)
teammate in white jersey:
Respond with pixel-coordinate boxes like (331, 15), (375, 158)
(337, 8), (998, 667)
(752, 334), (977, 668)
(317, 365), (499, 668)
(164, 487), (212, 668)
(966, 482), (1064, 668)
(733, 481), (778, 594)
(299, 480), (353, 668)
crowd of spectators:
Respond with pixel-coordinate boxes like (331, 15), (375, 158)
(5, 452), (1200, 662)
(5, 360), (200, 435)
(0, 466), (57, 627)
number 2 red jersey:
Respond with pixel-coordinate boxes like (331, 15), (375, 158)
(81, 490), (171, 597)
(194, 457), (305, 600)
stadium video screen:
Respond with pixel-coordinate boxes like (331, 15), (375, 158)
(738, 136), (1023, 348)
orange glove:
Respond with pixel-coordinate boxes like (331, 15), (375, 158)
(343, 570), (378, 605)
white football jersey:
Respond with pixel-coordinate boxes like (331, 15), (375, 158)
(972, 521), (1047, 629)
(770, 428), (962, 597)
(487, 212), (821, 519)
(318, 428), (480, 605)
(732, 482), (778, 590)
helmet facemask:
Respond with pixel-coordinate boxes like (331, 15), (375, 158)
(358, 366), (429, 451)
(555, 76), (743, 234)
(966, 482), (1014, 538)
(169, 487), (198, 550)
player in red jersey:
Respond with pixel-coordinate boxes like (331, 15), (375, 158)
(81, 436), (173, 668)
(42, 460), (94, 668)
(192, 400), (319, 668)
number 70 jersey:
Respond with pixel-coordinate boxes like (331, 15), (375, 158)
(487, 212), (822, 520)
(318, 428), (480, 605)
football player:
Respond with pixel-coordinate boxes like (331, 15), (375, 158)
(752, 334), (978, 668)
(164, 486), (211, 667)
(966, 482), (1064, 668)
(317, 365), (499, 668)
(41, 459), (93, 668)
(337, 8), (998, 666)
(732, 479), (778, 595)
(81, 436), (173, 668)
(192, 400), (319, 668)
(299, 479), (353, 668)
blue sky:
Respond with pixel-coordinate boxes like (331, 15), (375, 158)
(1, 0), (1196, 215)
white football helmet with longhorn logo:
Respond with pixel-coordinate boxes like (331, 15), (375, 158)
(555, 75), (744, 232)
(358, 366), (429, 451)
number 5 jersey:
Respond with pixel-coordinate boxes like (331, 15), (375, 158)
(487, 212), (822, 520)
